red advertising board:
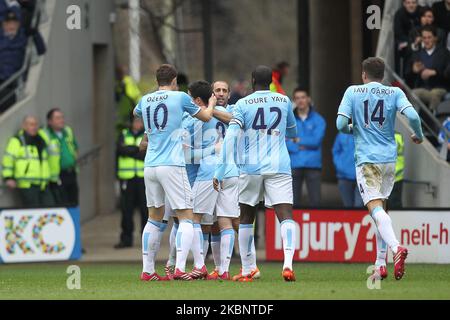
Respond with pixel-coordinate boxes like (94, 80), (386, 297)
(266, 209), (376, 263)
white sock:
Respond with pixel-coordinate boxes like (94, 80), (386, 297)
(211, 234), (221, 270)
(219, 229), (235, 275)
(280, 219), (296, 270)
(375, 229), (387, 267)
(239, 224), (257, 276)
(175, 220), (194, 272)
(371, 207), (400, 254)
(167, 223), (179, 266)
(191, 223), (205, 269)
(203, 233), (210, 261)
(142, 220), (162, 274)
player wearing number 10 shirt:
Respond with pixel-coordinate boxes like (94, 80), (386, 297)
(134, 64), (216, 282)
(214, 66), (298, 282)
(337, 57), (424, 282)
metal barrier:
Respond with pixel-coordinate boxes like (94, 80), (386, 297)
(0, 0), (44, 109)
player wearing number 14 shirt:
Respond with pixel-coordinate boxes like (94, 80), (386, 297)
(134, 64), (216, 281)
(336, 57), (424, 282)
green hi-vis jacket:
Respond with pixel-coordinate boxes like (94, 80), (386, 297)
(2, 131), (51, 190)
(395, 132), (405, 183)
(39, 126), (78, 183)
(117, 129), (145, 180)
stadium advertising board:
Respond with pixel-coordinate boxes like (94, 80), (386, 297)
(0, 207), (82, 264)
(266, 209), (450, 264)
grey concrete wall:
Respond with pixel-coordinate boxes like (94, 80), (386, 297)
(0, 0), (116, 222)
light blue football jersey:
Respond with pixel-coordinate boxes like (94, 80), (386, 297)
(181, 112), (200, 186)
(232, 91), (297, 175)
(134, 90), (201, 167)
(338, 82), (413, 166)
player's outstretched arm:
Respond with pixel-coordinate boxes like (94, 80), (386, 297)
(194, 95), (217, 122)
(336, 115), (353, 134)
(402, 107), (424, 144)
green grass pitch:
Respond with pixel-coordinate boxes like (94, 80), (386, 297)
(1, 262), (450, 300)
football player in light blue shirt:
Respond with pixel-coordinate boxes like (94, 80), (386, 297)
(336, 57), (424, 281)
(133, 64), (216, 281)
(214, 66), (298, 282)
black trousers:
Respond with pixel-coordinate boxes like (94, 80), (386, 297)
(60, 169), (79, 207)
(19, 186), (55, 208)
(119, 178), (147, 246)
(388, 181), (403, 210)
(292, 168), (322, 208)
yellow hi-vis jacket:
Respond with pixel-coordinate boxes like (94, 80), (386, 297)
(39, 126), (78, 183)
(117, 129), (145, 180)
(2, 131), (51, 190)
(395, 132), (405, 183)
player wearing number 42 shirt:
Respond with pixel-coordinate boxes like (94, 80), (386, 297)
(133, 64), (217, 282)
(214, 66), (298, 282)
(336, 57), (424, 282)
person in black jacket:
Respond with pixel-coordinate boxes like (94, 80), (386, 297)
(114, 116), (147, 249)
(394, 0), (422, 75)
(407, 26), (450, 111)
(409, 7), (447, 53)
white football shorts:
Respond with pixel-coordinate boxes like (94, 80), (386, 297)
(144, 166), (193, 210)
(356, 163), (396, 206)
(239, 173), (293, 207)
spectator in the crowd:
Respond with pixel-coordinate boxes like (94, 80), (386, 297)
(438, 116), (450, 161)
(332, 132), (364, 208)
(389, 132), (406, 209)
(115, 116), (146, 249)
(2, 115), (55, 207)
(432, 0), (450, 50)
(406, 26), (450, 111)
(40, 108), (79, 207)
(287, 88), (326, 208)
(409, 7), (447, 52)
(229, 77), (249, 104)
(0, 9), (27, 113)
(270, 61), (290, 95)
(394, 0), (422, 74)
(115, 65), (142, 136)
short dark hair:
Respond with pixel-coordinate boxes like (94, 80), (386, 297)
(252, 65), (273, 87)
(419, 6), (433, 18)
(188, 80), (212, 105)
(362, 57), (385, 81)
(421, 25), (437, 37)
(47, 108), (62, 121)
(156, 64), (178, 86)
(292, 87), (309, 97)
(276, 61), (290, 70)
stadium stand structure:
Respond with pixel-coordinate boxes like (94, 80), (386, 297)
(377, 0), (450, 208)
(0, 0), (116, 221)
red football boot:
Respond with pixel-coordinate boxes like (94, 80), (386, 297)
(173, 268), (193, 281)
(189, 265), (208, 280)
(219, 272), (231, 281)
(393, 247), (408, 280)
(140, 272), (170, 282)
(282, 268), (296, 282)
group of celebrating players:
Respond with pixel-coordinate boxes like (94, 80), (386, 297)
(135, 57), (424, 283)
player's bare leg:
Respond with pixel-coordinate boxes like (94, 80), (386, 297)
(273, 203), (297, 282)
(173, 209), (196, 281)
(368, 199), (407, 280)
(141, 206), (169, 281)
(234, 204), (259, 282)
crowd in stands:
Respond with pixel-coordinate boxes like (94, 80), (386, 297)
(0, 0), (45, 114)
(394, 0), (450, 156)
